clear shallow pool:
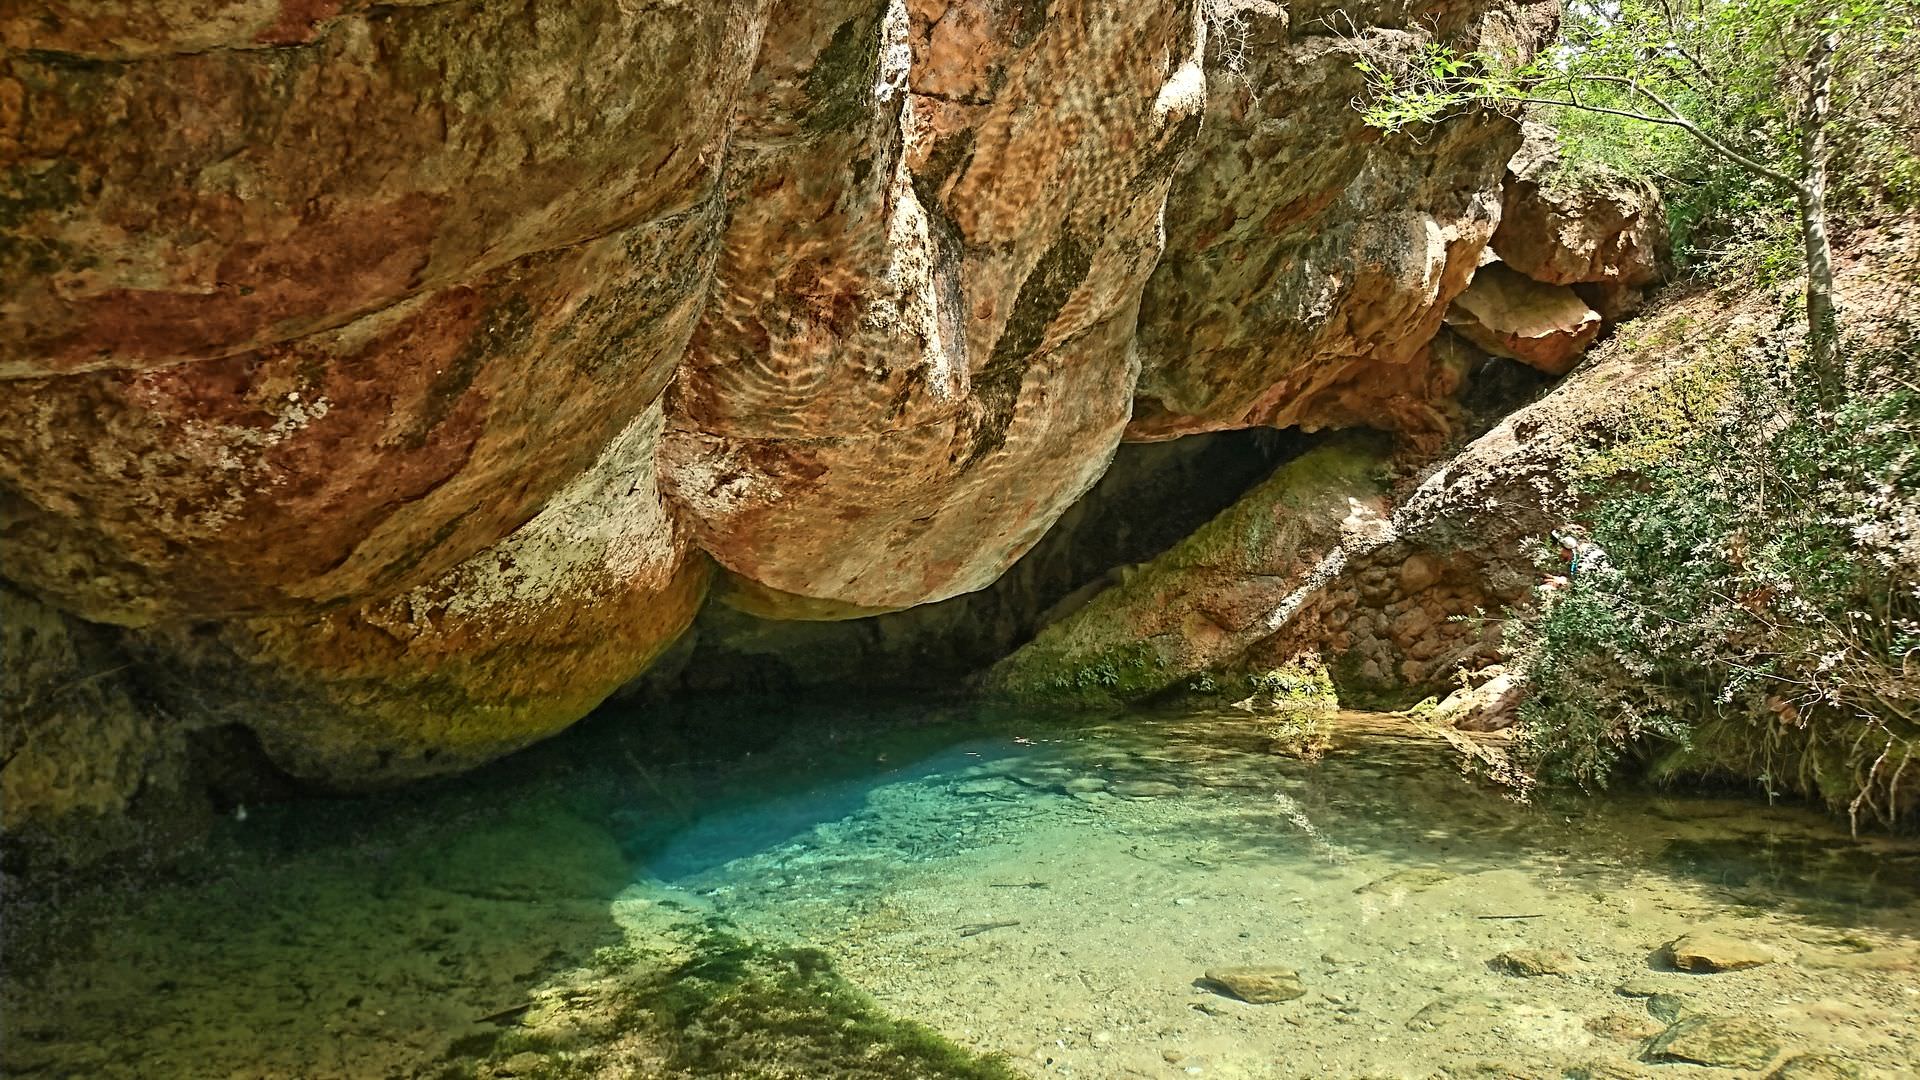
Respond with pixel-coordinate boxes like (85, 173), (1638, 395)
(5, 699), (1919, 1079)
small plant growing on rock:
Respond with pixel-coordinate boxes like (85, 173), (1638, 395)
(1238, 658), (1339, 758)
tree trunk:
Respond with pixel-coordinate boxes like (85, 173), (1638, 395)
(1800, 27), (1839, 380)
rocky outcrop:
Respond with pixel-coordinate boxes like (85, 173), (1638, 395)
(0, 584), (206, 867)
(2, 2), (754, 381)
(662, 0), (1209, 615)
(2, 0), (1593, 856)
(1126, 0), (1556, 443)
(1445, 262), (1603, 374)
(1491, 124), (1668, 317)
(129, 405), (709, 785)
(984, 435), (1393, 706)
(638, 430), (1290, 696)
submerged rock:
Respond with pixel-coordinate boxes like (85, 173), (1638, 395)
(1355, 867), (1455, 895)
(1405, 994), (1504, 1033)
(1585, 1013), (1664, 1041)
(1766, 1054), (1862, 1079)
(1566, 1062), (1663, 1080)
(1644, 993), (1707, 1025)
(1643, 1016), (1783, 1070)
(1489, 948), (1576, 977)
(1203, 966), (1306, 1004)
(1110, 780), (1182, 799)
(1662, 932), (1779, 973)
(952, 778), (1022, 799)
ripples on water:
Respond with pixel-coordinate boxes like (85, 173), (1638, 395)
(4, 697), (1918, 1078)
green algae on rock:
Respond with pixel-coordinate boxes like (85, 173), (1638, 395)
(1642, 1015), (1784, 1070)
(1660, 931), (1779, 973)
(983, 435), (1393, 708)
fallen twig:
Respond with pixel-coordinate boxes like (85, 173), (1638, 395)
(957, 921), (1021, 938)
(475, 1002), (533, 1025)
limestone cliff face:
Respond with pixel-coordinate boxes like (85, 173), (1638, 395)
(1128, 0), (1557, 443)
(663, 0), (1209, 617)
(2, 0), (1578, 849)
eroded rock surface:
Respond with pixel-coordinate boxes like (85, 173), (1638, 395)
(0, 584), (191, 860)
(663, 0), (1210, 613)
(2, 0), (1590, 853)
(133, 405), (709, 786)
(984, 436), (1393, 706)
(3, 2), (755, 379)
(1446, 262), (1604, 375)
(0, 213), (720, 627)
(636, 431), (1289, 696)
(1127, 1), (1554, 443)
(1493, 124), (1669, 317)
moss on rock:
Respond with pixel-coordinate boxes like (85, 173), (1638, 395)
(984, 435), (1392, 708)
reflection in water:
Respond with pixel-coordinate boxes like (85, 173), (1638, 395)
(1657, 835), (1920, 911)
(4, 698), (1919, 1079)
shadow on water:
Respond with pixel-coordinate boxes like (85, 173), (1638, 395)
(0, 693), (1048, 1079)
(889, 705), (1920, 933)
(633, 740), (1015, 882)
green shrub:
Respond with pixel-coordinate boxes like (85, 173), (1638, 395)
(1511, 319), (1920, 828)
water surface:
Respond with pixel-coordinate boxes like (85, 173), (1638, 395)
(5, 699), (1917, 1078)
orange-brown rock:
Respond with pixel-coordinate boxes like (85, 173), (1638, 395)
(0, 0), (1569, 815)
(2, 1), (756, 377)
(131, 406), (709, 784)
(663, 0), (1210, 612)
(0, 213), (719, 626)
(1492, 124), (1668, 316)
(1445, 262), (1603, 375)
(1126, 0), (1555, 442)
(0, 0), (754, 792)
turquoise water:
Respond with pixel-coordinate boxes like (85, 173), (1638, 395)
(4, 698), (1919, 1078)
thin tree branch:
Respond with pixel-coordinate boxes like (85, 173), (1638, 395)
(1567, 74), (1801, 184)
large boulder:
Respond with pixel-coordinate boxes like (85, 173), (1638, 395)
(638, 431), (1289, 694)
(0, 0), (752, 627)
(1125, 0), (1557, 443)
(129, 405), (708, 786)
(1492, 124), (1669, 316)
(984, 435), (1393, 706)
(0, 213), (720, 627)
(662, 0), (1211, 614)
(0, 585), (193, 861)
(1445, 261), (1604, 375)
(0, 0), (754, 792)
(2, 1), (757, 378)
(0, 0), (1570, 840)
